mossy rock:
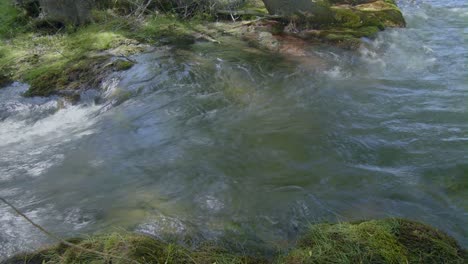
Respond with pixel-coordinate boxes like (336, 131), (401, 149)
(276, 0), (404, 36)
(278, 219), (467, 264)
(23, 55), (111, 97)
(22, 55), (136, 97)
(330, 0), (406, 29)
(111, 59), (135, 71)
(290, 0), (405, 49)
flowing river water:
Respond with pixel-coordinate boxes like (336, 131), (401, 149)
(0, 0), (467, 258)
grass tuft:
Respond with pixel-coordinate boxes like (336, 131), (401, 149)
(4, 219), (466, 264)
(277, 218), (467, 264)
(4, 232), (266, 264)
(0, 0), (28, 38)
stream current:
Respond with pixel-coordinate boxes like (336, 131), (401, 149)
(0, 0), (467, 257)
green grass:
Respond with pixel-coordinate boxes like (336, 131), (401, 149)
(0, 8), (198, 95)
(5, 219), (467, 264)
(129, 14), (199, 45)
(0, 0), (208, 95)
(0, 24), (129, 95)
(278, 219), (467, 264)
(0, 0), (27, 38)
(0, 0), (407, 95)
(7, 232), (266, 264)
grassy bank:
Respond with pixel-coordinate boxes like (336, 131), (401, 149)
(0, 0), (204, 96)
(0, 0), (406, 97)
(4, 219), (467, 264)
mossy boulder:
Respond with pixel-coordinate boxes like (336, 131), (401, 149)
(286, 0), (405, 30)
(286, 0), (405, 48)
(23, 56), (138, 97)
(110, 58), (135, 71)
(23, 55), (110, 97)
(278, 219), (467, 264)
(330, 0), (406, 29)
(237, 0), (406, 49)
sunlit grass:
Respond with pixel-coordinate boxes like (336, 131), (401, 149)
(0, 5), (204, 95)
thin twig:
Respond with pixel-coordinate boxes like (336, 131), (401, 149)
(0, 197), (141, 264)
(137, 0), (154, 18)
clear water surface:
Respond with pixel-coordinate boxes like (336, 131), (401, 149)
(0, 0), (467, 258)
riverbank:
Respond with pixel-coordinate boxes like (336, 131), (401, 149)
(2, 0), (467, 263)
(1, 0), (405, 97)
(4, 218), (467, 263)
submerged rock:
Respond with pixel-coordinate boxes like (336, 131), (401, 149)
(3, 219), (466, 264)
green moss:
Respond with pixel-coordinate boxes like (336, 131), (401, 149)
(331, 8), (364, 28)
(111, 59), (135, 71)
(294, 0), (405, 48)
(302, 25), (379, 49)
(361, 8), (406, 28)
(278, 219), (467, 264)
(0, 0), (407, 96)
(23, 62), (67, 96)
(320, 26), (379, 39)
(0, 10), (206, 97)
(292, 0), (405, 31)
(278, 0), (404, 48)
(0, 14), (143, 96)
(22, 55), (111, 97)
(330, 0), (406, 29)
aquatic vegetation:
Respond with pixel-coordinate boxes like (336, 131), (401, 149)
(4, 219), (466, 264)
